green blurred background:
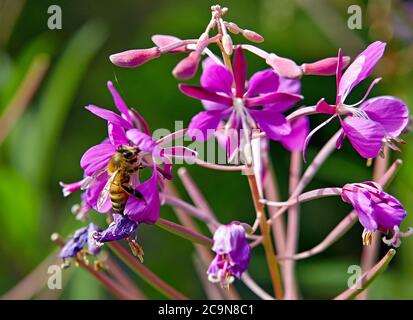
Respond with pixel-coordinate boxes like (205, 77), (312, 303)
(0, 0), (412, 299)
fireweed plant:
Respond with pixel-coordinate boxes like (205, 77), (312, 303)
(55, 5), (412, 300)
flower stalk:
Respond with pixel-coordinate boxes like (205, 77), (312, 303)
(155, 217), (213, 247)
(108, 241), (188, 300)
(333, 249), (396, 300)
(246, 169), (283, 299)
(283, 151), (302, 299)
(51, 233), (137, 300)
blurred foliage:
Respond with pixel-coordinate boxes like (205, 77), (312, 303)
(0, 0), (412, 299)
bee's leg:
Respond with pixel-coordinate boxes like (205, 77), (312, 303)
(127, 165), (144, 174)
(121, 184), (147, 204)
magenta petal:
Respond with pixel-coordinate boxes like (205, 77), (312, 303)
(343, 189), (378, 231)
(246, 69), (279, 97)
(85, 172), (112, 213)
(200, 63), (233, 96)
(233, 47), (247, 97)
(246, 92), (302, 110)
(340, 116), (385, 159)
(374, 200), (406, 229)
(187, 110), (225, 142)
(80, 143), (114, 176)
(85, 105), (133, 129)
(130, 108), (151, 135)
(107, 81), (131, 123)
(339, 41), (386, 100)
(250, 109), (291, 140)
(108, 123), (128, 147)
(360, 96), (409, 137)
(336, 130), (345, 149)
(126, 129), (156, 153)
(335, 48), (344, 104)
(125, 170), (160, 224)
(201, 100), (230, 111)
(280, 117), (310, 152)
(179, 84), (233, 106)
(59, 179), (85, 197)
(278, 77), (301, 95)
(316, 98), (336, 115)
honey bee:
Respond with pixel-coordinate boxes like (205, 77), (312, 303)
(82, 145), (146, 214)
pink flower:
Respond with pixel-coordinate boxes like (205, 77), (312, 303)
(179, 47), (302, 145)
(341, 181), (410, 246)
(305, 42), (409, 160)
(61, 81), (197, 225)
(207, 222), (251, 288)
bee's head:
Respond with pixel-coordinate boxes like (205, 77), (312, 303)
(117, 145), (138, 159)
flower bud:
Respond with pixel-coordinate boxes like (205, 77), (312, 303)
(265, 53), (302, 79)
(109, 47), (161, 68)
(222, 34), (233, 55)
(226, 22), (241, 34)
(242, 29), (264, 43)
(172, 52), (200, 80)
(151, 35), (187, 53)
(301, 56), (351, 76)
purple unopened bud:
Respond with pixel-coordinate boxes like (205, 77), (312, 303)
(172, 52), (201, 80)
(301, 56), (351, 76)
(266, 53), (302, 79)
(109, 47), (161, 68)
(242, 29), (264, 43)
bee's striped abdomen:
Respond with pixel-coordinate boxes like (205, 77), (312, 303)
(109, 175), (129, 214)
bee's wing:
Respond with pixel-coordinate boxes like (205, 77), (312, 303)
(81, 168), (107, 190)
(97, 169), (120, 211)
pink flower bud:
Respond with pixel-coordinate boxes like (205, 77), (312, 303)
(242, 29), (264, 43)
(301, 56), (351, 76)
(197, 32), (210, 50)
(222, 34), (233, 55)
(172, 52), (200, 80)
(109, 47), (160, 68)
(226, 22), (241, 34)
(265, 53), (302, 79)
(151, 35), (187, 53)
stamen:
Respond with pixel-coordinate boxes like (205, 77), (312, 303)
(337, 104), (369, 119)
(127, 238), (144, 263)
(362, 228), (373, 246)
